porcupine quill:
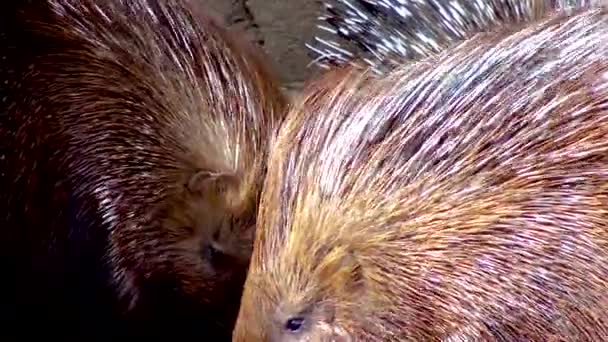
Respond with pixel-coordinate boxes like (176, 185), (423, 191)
(307, 0), (604, 73)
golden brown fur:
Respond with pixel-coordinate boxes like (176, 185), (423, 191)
(234, 8), (608, 341)
(0, 0), (286, 340)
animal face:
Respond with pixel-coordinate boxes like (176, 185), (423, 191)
(235, 288), (350, 342)
(154, 170), (255, 303)
(234, 232), (364, 342)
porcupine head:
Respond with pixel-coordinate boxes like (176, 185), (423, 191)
(234, 7), (608, 342)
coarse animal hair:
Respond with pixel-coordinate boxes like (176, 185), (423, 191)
(307, 0), (605, 74)
(0, 0), (286, 340)
(235, 8), (608, 341)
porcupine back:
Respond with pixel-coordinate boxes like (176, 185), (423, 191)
(235, 8), (608, 341)
(308, 0), (604, 73)
(0, 0), (286, 340)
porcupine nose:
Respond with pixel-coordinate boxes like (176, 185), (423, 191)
(203, 224), (242, 272)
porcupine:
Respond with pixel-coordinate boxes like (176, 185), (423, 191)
(234, 8), (608, 341)
(307, 0), (604, 73)
(0, 0), (286, 340)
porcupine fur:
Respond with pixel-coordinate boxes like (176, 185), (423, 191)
(0, 0), (286, 340)
(235, 8), (608, 341)
(307, 0), (605, 73)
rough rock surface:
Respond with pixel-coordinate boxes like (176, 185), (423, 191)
(202, 0), (321, 93)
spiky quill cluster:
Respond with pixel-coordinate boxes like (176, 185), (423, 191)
(308, 0), (603, 73)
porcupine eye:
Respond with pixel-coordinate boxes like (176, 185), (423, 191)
(202, 229), (232, 269)
(285, 317), (305, 333)
(202, 243), (224, 266)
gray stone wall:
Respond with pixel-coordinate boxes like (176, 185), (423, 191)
(202, 0), (323, 93)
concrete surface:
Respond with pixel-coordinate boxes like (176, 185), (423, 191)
(202, 0), (323, 92)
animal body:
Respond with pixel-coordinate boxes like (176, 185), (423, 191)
(234, 8), (608, 341)
(0, 0), (286, 340)
(308, 0), (604, 73)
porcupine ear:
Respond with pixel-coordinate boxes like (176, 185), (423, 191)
(187, 170), (239, 197)
(318, 247), (365, 297)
